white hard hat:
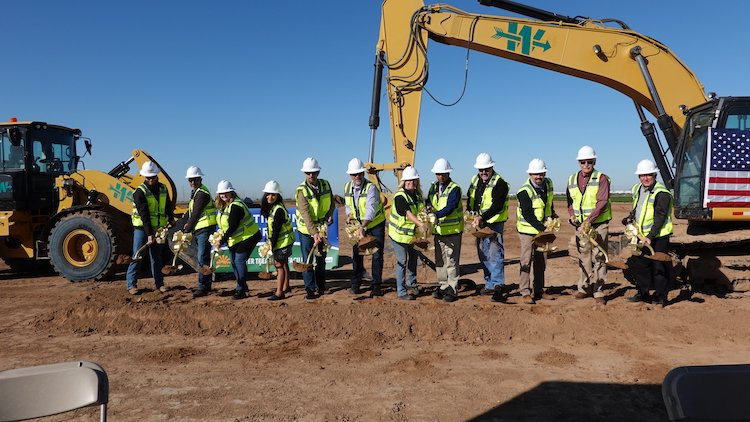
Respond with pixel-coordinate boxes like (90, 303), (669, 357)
(263, 180), (281, 194)
(216, 180), (235, 194)
(401, 166), (420, 181)
(576, 146), (597, 161)
(185, 165), (204, 179)
(526, 158), (548, 174)
(300, 157), (321, 172)
(634, 159), (659, 175)
(346, 158), (366, 175)
(139, 161), (160, 177)
(431, 158), (453, 173)
(474, 152), (495, 169)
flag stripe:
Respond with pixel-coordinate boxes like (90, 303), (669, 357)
(708, 177), (750, 183)
(707, 189), (750, 196)
(707, 202), (750, 207)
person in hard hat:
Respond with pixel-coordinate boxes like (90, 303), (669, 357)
(427, 158), (463, 303)
(516, 158), (557, 304)
(344, 158), (386, 297)
(127, 161), (174, 295)
(295, 157), (335, 300)
(182, 166), (217, 298)
(215, 180), (262, 300)
(566, 145), (612, 305)
(260, 180), (293, 301)
(622, 159), (673, 307)
(466, 152), (510, 303)
(388, 166), (426, 300)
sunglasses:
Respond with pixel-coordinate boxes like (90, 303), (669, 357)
(145, 175), (158, 180)
(188, 177), (200, 183)
(478, 168), (492, 173)
(578, 160), (595, 165)
(304, 171), (318, 176)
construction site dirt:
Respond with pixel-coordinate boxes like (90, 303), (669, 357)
(2, 201), (749, 421)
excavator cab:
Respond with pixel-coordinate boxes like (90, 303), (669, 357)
(673, 98), (750, 220)
(0, 121), (80, 213)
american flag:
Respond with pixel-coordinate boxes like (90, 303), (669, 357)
(704, 128), (750, 207)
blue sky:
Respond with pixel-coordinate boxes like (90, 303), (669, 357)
(6, 0), (748, 200)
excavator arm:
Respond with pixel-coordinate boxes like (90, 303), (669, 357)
(368, 0), (707, 188)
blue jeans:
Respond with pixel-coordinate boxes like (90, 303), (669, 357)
(194, 229), (212, 289)
(391, 238), (417, 297)
(476, 222), (505, 289)
(352, 222), (384, 288)
(299, 233), (327, 293)
(126, 229), (164, 290)
(231, 249), (250, 292)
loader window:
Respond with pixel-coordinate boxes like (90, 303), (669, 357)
(0, 130), (25, 170)
(27, 127), (76, 174)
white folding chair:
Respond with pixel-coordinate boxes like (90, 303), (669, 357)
(0, 360), (108, 422)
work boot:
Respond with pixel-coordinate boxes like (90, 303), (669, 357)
(370, 285), (384, 297)
(232, 290), (248, 300)
(574, 291), (588, 299)
(305, 291), (318, 300)
(350, 285), (361, 295)
(398, 294), (416, 301)
(521, 295), (535, 305)
(627, 292), (645, 303)
(652, 297), (667, 307)
(442, 286), (458, 303)
(432, 288), (445, 299)
(192, 288), (209, 298)
(128, 288), (139, 296)
(158, 286), (169, 293)
(491, 290), (505, 303)
(407, 287), (420, 297)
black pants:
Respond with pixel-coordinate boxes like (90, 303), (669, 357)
(629, 235), (670, 300)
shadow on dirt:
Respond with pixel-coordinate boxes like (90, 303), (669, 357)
(468, 381), (665, 421)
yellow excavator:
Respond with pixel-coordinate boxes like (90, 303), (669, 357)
(0, 118), (178, 281)
(367, 0), (750, 289)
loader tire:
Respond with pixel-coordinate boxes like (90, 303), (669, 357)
(49, 210), (119, 282)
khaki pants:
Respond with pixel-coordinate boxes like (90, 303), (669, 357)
(518, 233), (546, 297)
(434, 233), (462, 292)
(576, 222), (608, 298)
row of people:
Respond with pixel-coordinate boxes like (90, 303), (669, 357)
(126, 147), (673, 306)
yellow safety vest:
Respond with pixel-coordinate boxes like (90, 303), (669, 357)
(516, 178), (554, 235)
(268, 202), (295, 250)
(567, 170), (612, 224)
(466, 173), (509, 224)
(218, 199), (259, 247)
(428, 180), (464, 235)
(295, 179), (332, 235)
(388, 189), (423, 244)
(632, 182), (673, 238)
(132, 184), (168, 229)
(189, 184), (217, 230)
(344, 179), (385, 230)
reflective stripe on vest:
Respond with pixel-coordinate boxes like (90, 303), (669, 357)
(268, 202), (295, 250)
(218, 199), (259, 247)
(466, 173), (509, 223)
(131, 184), (168, 229)
(567, 170), (612, 224)
(388, 189), (423, 243)
(189, 184), (217, 230)
(516, 178), (553, 235)
(632, 182), (673, 237)
(344, 180), (385, 230)
(428, 180), (464, 235)
(295, 179), (332, 235)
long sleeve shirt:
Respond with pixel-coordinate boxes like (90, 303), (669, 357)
(132, 183), (174, 236)
(295, 180), (334, 236)
(517, 180), (555, 233)
(184, 189), (212, 233)
(469, 174), (509, 222)
(627, 185), (671, 240)
(430, 179), (462, 219)
(566, 170), (610, 224)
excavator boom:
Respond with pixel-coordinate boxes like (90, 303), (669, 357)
(369, 0), (707, 188)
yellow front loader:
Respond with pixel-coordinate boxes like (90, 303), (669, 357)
(0, 119), (178, 281)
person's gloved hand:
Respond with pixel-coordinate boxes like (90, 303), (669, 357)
(621, 217), (634, 225)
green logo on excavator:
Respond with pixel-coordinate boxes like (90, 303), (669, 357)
(109, 183), (133, 203)
(492, 23), (551, 55)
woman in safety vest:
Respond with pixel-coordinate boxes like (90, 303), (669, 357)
(215, 180), (261, 300)
(261, 180), (294, 301)
(388, 166), (426, 300)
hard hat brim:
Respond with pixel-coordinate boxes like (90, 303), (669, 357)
(474, 162), (494, 169)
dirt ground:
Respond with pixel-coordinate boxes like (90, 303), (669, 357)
(2, 201), (750, 421)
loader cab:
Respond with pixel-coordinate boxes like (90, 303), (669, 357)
(0, 121), (80, 212)
(673, 97), (750, 220)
